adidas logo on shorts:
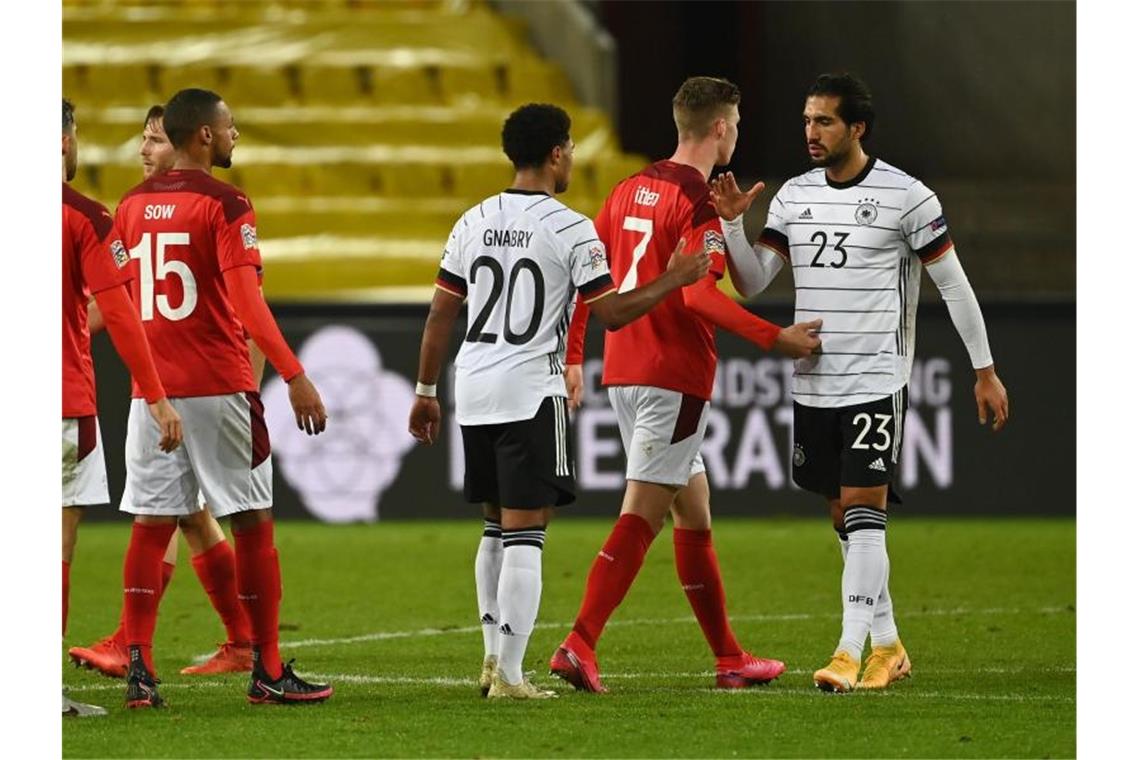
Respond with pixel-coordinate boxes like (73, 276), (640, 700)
(868, 457), (887, 472)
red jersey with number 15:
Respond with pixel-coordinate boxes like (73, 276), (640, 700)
(115, 169), (260, 398)
(595, 160), (727, 399)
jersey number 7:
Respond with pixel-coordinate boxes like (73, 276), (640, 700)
(129, 231), (198, 321)
(618, 216), (653, 293)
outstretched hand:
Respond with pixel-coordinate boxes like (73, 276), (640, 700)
(710, 172), (765, 220)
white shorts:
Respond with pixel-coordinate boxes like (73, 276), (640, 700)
(608, 385), (709, 488)
(62, 416), (109, 507)
(120, 392), (273, 519)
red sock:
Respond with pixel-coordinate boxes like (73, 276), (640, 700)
(63, 560), (71, 637)
(673, 528), (742, 659)
(113, 561), (173, 646)
(234, 519), (282, 679)
(122, 522), (177, 671)
(571, 514), (656, 651)
(192, 540), (253, 645)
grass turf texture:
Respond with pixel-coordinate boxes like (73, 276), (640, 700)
(63, 517), (1074, 759)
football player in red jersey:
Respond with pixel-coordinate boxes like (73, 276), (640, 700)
(61, 98), (183, 716)
(550, 77), (821, 692)
(69, 105), (256, 680)
(112, 88), (331, 708)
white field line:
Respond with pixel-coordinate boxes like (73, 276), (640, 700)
(244, 605), (1069, 659)
(66, 672), (1075, 704)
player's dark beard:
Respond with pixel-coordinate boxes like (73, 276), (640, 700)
(213, 151), (233, 169)
(554, 176), (568, 194)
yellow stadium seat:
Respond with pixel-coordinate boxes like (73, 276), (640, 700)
(381, 163), (448, 198)
(451, 162), (514, 199)
(231, 164), (310, 197)
(505, 60), (575, 104)
(594, 154), (649, 197)
(299, 66), (365, 104)
(438, 64), (503, 103)
(308, 163), (383, 196)
(221, 66), (296, 107)
(161, 64), (223, 99)
(368, 66), (438, 106)
(69, 64), (159, 107)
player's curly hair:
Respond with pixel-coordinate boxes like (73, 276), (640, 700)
(808, 73), (875, 141)
(63, 98), (75, 132)
(672, 76), (740, 139)
(163, 88), (223, 150)
(501, 104), (571, 170)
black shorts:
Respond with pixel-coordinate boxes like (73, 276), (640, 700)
(791, 388), (908, 502)
(460, 396), (576, 509)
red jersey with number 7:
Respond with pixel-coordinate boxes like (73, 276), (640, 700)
(589, 160), (728, 399)
(115, 169), (260, 398)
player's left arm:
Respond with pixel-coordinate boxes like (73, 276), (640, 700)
(905, 182), (1009, 431)
(215, 197), (326, 435)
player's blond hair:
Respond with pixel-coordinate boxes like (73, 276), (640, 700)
(672, 77), (740, 139)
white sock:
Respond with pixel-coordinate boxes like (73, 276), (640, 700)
(475, 520), (503, 660)
(870, 552), (899, 648)
(496, 528), (545, 684)
(837, 508), (888, 660)
(836, 530), (850, 562)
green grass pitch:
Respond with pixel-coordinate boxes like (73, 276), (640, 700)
(62, 517), (1074, 758)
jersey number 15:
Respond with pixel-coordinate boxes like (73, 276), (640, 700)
(129, 232), (198, 321)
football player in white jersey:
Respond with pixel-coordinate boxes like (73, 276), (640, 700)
(711, 73), (1009, 692)
(408, 103), (710, 699)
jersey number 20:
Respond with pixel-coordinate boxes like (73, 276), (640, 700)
(465, 256), (544, 345)
(128, 232), (198, 321)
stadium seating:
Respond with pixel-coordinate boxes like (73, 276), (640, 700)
(63, 0), (647, 299)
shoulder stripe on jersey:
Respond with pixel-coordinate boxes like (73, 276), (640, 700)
(899, 192), (937, 221)
(526, 196), (554, 211)
(818, 330), (897, 335)
(773, 196), (785, 208)
(819, 350), (896, 356)
(498, 194), (503, 211)
(436, 268), (467, 297)
(555, 217), (589, 234)
(572, 237), (600, 250)
(915, 231), (954, 263)
(478, 200), (485, 218)
(872, 165), (913, 179)
(757, 228), (790, 260)
(541, 206), (571, 220)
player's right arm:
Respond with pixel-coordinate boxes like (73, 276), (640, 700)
(710, 172), (787, 297)
(409, 221), (467, 444)
(80, 215), (181, 452)
(587, 236), (710, 329)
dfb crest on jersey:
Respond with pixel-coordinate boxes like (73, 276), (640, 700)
(855, 199), (878, 226)
(588, 243), (606, 271)
(240, 223), (258, 250)
(703, 229), (726, 255)
(109, 239), (129, 268)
